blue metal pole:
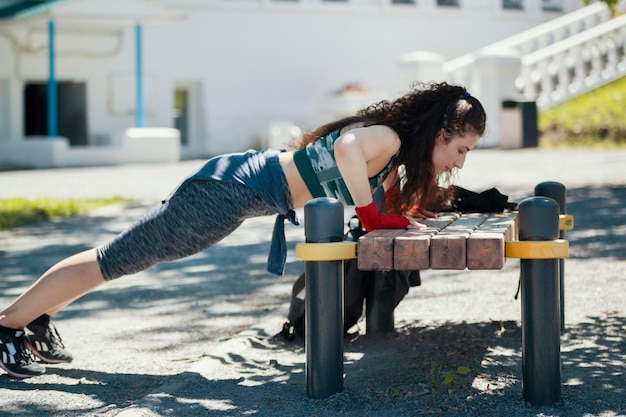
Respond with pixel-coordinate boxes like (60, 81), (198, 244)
(135, 24), (144, 127)
(304, 198), (345, 399)
(47, 19), (57, 137)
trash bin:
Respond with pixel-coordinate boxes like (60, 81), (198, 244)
(501, 100), (539, 148)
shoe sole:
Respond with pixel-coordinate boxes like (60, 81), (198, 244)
(25, 341), (72, 364)
(0, 360), (45, 378)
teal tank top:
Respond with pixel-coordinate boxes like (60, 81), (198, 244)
(293, 129), (398, 206)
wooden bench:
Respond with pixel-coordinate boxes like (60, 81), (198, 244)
(353, 209), (566, 406)
(357, 212), (518, 272)
(296, 194), (569, 405)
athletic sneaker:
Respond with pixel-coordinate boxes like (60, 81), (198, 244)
(26, 322), (74, 364)
(0, 328), (46, 378)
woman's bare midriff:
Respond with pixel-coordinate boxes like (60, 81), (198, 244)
(278, 123), (387, 209)
(278, 151), (313, 209)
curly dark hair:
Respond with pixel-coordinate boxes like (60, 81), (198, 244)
(291, 82), (486, 213)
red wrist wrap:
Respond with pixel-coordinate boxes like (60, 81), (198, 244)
(355, 202), (410, 232)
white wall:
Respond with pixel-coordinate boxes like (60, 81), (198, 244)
(141, 1), (565, 155)
(0, 24), (140, 143)
(0, 79), (9, 140)
(0, 35), (17, 139)
(0, 0), (575, 162)
(0, 35), (10, 139)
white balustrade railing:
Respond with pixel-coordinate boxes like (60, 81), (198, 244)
(444, 1), (611, 75)
(517, 13), (626, 108)
(435, 1), (625, 147)
(483, 1), (612, 55)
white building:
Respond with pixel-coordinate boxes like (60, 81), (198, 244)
(0, 0), (621, 168)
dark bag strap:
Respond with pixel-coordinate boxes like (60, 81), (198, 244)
(278, 272), (306, 341)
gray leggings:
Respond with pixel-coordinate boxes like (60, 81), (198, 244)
(96, 180), (274, 281)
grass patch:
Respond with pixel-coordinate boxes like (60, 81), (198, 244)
(539, 76), (626, 148)
(0, 197), (132, 231)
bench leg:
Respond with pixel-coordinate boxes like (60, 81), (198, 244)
(305, 260), (344, 399)
(303, 198), (345, 399)
(519, 196), (562, 405)
(535, 181), (567, 332)
(365, 271), (396, 334)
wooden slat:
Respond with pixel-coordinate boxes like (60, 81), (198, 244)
(466, 232), (505, 269)
(394, 212), (462, 270)
(473, 212), (518, 238)
(357, 212), (518, 272)
(394, 229), (433, 270)
(467, 212), (518, 270)
(421, 212), (462, 230)
(357, 229), (406, 271)
(430, 214), (487, 270)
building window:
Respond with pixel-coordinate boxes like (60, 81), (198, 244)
(392, 0), (416, 4)
(503, 0), (523, 9)
(437, 0), (459, 7)
(542, 0), (562, 11)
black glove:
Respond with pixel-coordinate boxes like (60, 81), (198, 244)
(451, 186), (518, 212)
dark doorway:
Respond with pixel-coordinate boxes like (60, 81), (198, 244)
(24, 81), (88, 146)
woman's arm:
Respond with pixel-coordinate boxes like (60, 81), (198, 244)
(334, 125), (400, 207)
(335, 125), (419, 231)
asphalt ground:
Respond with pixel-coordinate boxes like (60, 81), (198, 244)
(0, 147), (624, 417)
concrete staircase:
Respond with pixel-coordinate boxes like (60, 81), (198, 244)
(404, 2), (625, 147)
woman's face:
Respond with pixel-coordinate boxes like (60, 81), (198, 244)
(432, 130), (480, 175)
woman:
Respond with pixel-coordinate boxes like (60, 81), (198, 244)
(0, 82), (486, 378)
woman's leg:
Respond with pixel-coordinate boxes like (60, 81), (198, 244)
(1, 180), (275, 330)
(0, 249), (104, 330)
(43, 298), (78, 318)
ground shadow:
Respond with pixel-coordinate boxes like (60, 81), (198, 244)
(0, 204), (303, 325)
(0, 315), (623, 416)
(0, 185), (624, 416)
(0, 368), (176, 415)
(1, 185), (622, 326)
(565, 185), (625, 260)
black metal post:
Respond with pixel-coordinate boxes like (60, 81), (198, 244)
(365, 271), (396, 334)
(304, 198), (345, 399)
(535, 181), (566, 332)
(519, 196), (562, 405)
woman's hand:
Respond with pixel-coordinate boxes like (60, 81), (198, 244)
(406, 207), (440, 229)
(355, 202), (410, 232)
(406, 216), (427, 229)
(411, 207), (441, 220)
